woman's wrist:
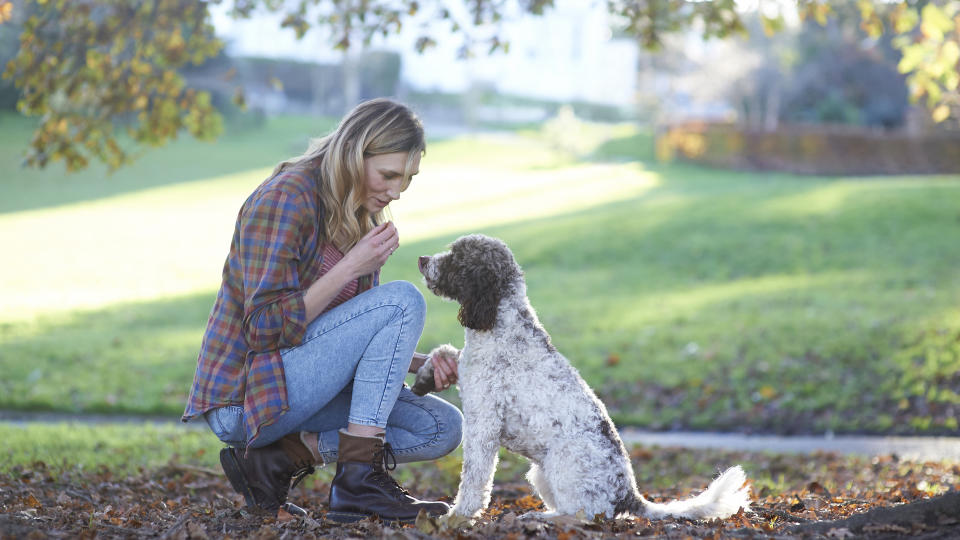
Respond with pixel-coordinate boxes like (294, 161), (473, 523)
(329, 255), (360, 282)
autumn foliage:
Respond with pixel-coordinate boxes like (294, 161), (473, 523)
(2, 0), (222, 171)
(2, 446), (959, 538)
(1, 0), (959, 172)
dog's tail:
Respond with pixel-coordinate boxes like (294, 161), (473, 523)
(630, 466), (750, 520)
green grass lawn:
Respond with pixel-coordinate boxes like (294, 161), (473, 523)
(1, 112), (959, 436)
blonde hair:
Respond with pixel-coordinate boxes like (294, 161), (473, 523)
(273, 98), (425, 252)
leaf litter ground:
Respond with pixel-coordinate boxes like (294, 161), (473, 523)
(2, 446), (959, 539)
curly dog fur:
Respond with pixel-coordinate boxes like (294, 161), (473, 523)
(417, 234), (751, 521)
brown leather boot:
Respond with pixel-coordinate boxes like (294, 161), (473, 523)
(219, 432), (318, 516)
(327, 429), (450, 524)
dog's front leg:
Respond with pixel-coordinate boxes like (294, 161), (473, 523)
(449, 416), (502, 520)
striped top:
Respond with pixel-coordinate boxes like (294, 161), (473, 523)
(320, 244), (359, 310)
(181, 165), (376, 444)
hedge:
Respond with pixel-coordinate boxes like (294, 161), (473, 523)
(656, 122), (960, 175)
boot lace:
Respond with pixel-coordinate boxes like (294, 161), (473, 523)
(276, 458), (315, 507)
(289, 463), (316, 491)
(372, 442), (410, 499)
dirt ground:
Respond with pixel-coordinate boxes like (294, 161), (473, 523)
(2, 447), (959, 539)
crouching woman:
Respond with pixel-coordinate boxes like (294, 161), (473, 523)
(181, 98), (462, 523)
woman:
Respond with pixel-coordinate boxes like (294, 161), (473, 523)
(181, 99), (462, 523)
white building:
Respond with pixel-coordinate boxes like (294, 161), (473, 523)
(211, 0), (639, 107)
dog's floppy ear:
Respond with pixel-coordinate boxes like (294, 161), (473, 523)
(458, 271), (502, 331)
(449, 234), (520, 331)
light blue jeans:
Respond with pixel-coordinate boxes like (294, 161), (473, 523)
(205, 281), (463, 464)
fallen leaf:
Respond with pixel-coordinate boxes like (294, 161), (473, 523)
(515, 495), (542, 510)
(415, 510), (441, 535)
(25, 493), (42, 509)
(522, 520), (545, 534)
(808, 481), (833, 499)
(546, 512), (590, 529)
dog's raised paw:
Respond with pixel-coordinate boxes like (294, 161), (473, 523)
(410, 358), (435, 396)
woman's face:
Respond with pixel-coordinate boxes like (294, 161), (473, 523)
(361, 151), (420, 214)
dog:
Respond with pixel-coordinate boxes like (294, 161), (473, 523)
(415, 234), (751, 522)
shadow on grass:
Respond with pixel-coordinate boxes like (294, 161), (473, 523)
(0, 113), (338, 215)
(0, 291), (214, 416)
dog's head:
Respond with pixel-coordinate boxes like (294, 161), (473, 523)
(418, 234), (523, 331)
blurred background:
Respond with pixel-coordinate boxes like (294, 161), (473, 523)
(1, 0), (959, 462)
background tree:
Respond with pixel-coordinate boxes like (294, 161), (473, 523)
(779, 2), (910, 129)
(713, 2), (911, 130)
(1, 0), (958, 172)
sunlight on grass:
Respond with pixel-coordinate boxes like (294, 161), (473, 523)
(758, 176), (960, 218)
(392, 162), (659, 242)
(0, 168), (270, 322)
(0, 132), (656, 322)
(615, 271), (867, 326)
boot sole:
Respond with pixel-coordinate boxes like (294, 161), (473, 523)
(326, 510), (417, 525)
(219, 447), (257, 509)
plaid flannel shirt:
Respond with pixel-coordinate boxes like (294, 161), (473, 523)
(182, 167), (377, 444)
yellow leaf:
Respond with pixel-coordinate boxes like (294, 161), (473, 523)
(892, 6), (919, 34)
(759, 386), (777, 400)
(942, 40), (960, 69)
(814, 4), (830, 26)
(0, 2), (13, 24)
(415, 510), (441, 534)
(761, 15), (784, 37)
(932, 104), (950, 123)
(516, 495), (542, 509)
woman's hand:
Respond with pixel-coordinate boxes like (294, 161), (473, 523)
(431, 347), (459, 392)
(341, 222), (399, 278)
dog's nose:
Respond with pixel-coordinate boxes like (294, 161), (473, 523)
(418, 256), (429, 273)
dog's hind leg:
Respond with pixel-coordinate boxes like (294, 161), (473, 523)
(526, 463), (557, 512)
(537, 439), (615, 517)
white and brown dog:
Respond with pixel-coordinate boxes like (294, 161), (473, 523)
(416, 234), (750, 522)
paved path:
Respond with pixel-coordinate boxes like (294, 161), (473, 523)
(0, 410), (201, 428)
(4, 410), (959, 462)
(620, 428), (960, 462)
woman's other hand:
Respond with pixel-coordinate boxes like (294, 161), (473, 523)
(431, 347), (459, 391)
(342, 222), (399, 277)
